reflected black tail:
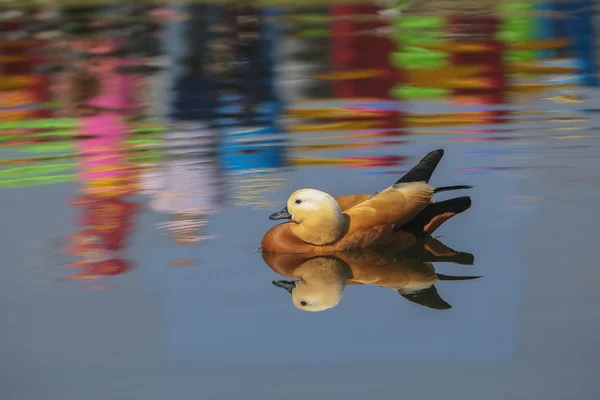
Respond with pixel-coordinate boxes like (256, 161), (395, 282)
(425, 252), (475, 265)
(399, 286), (451, 310)
(400, 237), (475, 265)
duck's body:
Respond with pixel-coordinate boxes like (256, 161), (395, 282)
(261, 222), (412, 254)
(262, 149), (472, 254)
(261, 183), (430, 253)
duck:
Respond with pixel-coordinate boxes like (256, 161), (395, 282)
(263, 237), (479, 312)
(262, 149), (472, 254)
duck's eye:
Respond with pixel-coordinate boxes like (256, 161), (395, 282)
(295, 199), (302, 204)
(300, 301), (307, 306)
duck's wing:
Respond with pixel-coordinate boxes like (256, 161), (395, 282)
(336, 149), (464, 212)
(335, 194), (371, 211)
(336, 149), (470, 231)
(345, 182), (434, 232)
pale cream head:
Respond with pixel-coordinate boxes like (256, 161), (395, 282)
(286, 189), (346, 245)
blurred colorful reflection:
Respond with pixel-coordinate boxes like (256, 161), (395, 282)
(0, 2), (596, 284)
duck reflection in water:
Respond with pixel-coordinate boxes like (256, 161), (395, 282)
(265, 237), (479, 312)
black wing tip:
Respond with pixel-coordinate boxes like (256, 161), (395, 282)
(395, 149), (446, 185)
(435, 196), (472, 213)
(422, 149), (445, 164)
(457, 196), (472, 213)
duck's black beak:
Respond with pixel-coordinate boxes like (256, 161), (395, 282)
(272, 280), (296, 294)
(269, 206), (292, 220)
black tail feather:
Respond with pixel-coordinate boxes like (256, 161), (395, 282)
(436, 274), (481, 281)
(396, 149), (444, 184)
(434, 185), (473, 193)
(399, 196), (471, 237)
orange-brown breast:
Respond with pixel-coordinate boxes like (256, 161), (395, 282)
(261, 223), (316, 254)
(261, 222), (415, 254)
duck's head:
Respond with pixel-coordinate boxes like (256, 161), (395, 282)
(269, 189), (346, 245)
(272, 257), (350, 312)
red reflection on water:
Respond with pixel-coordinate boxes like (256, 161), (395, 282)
(343, 155), (407, 168)
(448, 15), (508, 124)
(451, 136), (514, 142)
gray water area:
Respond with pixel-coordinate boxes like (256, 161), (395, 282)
(1, 97), (600, 399)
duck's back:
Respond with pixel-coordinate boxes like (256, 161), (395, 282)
(344, 182), (434, 233)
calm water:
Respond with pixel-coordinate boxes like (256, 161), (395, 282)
(1, 4), (600, 400)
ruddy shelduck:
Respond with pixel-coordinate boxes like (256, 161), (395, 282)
(262, 149), (472, 254)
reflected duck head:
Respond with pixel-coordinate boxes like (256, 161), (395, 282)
(272, 257), (350, 312)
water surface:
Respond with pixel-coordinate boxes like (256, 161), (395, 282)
(1, 4), (599, 400)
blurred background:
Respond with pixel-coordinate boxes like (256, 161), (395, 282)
(0, 1), (599, 399)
